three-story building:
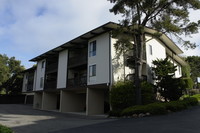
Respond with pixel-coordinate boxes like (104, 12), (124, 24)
(22, 22), (186, 115)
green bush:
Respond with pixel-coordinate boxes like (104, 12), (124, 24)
(110, 81), (156, 111)
(110, 81), (135, 111)
(141, 81), (155, 104)
(183, 97), (199, 106)
(119, 97), (199, 117)
(180, 78), (194, 90)
(109, 110), (122, 117)
(121, 102), (167, 116)
(192, 94), (200, 101)
(0, 125), (13, 133)
(165, 101), (187, 112)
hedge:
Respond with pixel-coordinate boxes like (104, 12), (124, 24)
(112, 97), (199, 117)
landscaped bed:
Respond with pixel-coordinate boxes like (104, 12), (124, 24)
(109, 96), (199, 117)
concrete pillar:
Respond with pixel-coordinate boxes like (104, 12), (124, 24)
(42, 92), (57, 110)
(60, 90), (86, 113)
(33, 92), (43, 109)
(86, 88), (104, 115)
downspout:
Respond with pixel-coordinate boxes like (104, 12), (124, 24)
(109, 32), (112, 111)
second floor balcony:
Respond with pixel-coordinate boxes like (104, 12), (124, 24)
(68, 55), (87, 68)
(67, 76), (87, 87)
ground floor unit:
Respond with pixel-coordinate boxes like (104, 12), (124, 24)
(33, 87), (109, 115)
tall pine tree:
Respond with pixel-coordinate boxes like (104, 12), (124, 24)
(108, 0), (200, 104)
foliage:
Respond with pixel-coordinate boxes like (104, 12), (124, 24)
(152, 57), (177, 81)
(152, 57), (183, 101)
(121, 103), (167, 116)
(119, 97), (198, 117)
(141, 81), (155, 104)
(0, 125), (13, 133)
(110, 81), (135, 111)
(108, 0), (200, 105)
(180, 78), (194, 90)
(110, 81), (155, 111)
(0, 73), (24, 94)
(186, 56), (200, 85)
(191, 94), (200, 101)
(0, 54), (25, 94)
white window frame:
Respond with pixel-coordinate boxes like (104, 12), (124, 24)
(89, 40), (96, 57)
(41, 61), (45, 69)
(89, 64), (96, 77)
(149, 45), (153, 55)
(40, 77), (44, 88)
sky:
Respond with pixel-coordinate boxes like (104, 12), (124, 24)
(0, 0), (200, 69)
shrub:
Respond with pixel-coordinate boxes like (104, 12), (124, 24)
(183, 97), (199, 106)
(121, 102), (167, 116)
(109, 110), (122, 117)
(110, 81), (135, 111)
(165, 101), (187, 112)
(192, 94), (200, 101)
(0, 125), (13, 133)
(119, 97), (199, 117)
(141, 81), (156, 104)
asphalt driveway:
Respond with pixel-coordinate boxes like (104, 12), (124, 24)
(1, 104), (200, 133)
(0, 104), (114, 133)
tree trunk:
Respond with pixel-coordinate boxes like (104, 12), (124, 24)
(134, 33), (145, 105)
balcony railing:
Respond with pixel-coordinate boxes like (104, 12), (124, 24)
(44, 81), (57, 90)
(67, 76), (87, 87)
(46, 63), (58, 73)
(68, 55), (87, 68)
(26, 84), (33, 92)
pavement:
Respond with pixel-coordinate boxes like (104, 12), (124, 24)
(1, 104), (200, 133)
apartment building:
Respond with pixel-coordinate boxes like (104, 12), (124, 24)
(22, 22), (186, 115)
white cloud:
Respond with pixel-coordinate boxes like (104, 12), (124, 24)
(0, 0), (199, 68)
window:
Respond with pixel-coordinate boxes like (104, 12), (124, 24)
(149, 45), (153, 55)
(178, 66), (181, 75)
(40, 77), (44, 88)
(89, 41), (96, 57)
(41, 61), (45, 69)
(89, 65), (96, 77)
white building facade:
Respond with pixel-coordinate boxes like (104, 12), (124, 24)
(22, 22), (186, 115)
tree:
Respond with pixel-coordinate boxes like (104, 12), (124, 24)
(108, 0), (200, 104)
(181, 63), (193, 92)
(0, 54), (25, 94)
(186, 56), (200, 88)
(0, 54), (9, 86)
(152, 57), (182, 101)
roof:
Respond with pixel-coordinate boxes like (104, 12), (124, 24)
(30, 22), (119, 61)
(21, 66), (36, 73)
(30, 22), (184, 62)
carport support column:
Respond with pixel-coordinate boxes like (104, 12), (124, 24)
(33, 92), (43, 109)
(86, 88), (104, 115)
(42, 92), (57, 110)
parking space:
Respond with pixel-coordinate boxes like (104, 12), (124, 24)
(0, 104), (114, 133)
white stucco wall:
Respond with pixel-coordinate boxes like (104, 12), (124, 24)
(168, 57), (182, 78)
(35, 59), (46, 91)
(33, 70), (37, 91)
(22, 73), (28, 92)
(87, 33), (110, 85)
(146, 35), (166, 82)
(57, 50), (68, 89)
(111, 38), (133, 84)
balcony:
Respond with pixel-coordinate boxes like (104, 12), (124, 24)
(46, 63), (58, 73)
(27, 84), (33, 92)
(67, 76), (87, 87)
(68, 55), (87, 68)
(44, 81), (57, 90)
